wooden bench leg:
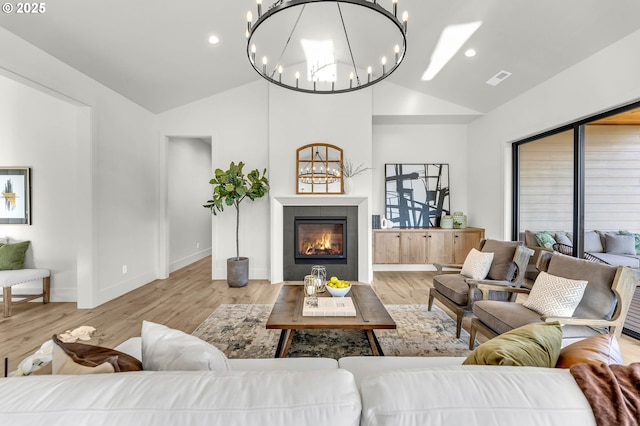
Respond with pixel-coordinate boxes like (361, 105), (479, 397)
(43, 276), (50, 304)
(3, 286), (11, 317)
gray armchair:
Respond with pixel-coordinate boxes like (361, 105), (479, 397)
(469, 251), (639, 349)
(428, 239), (534, 338)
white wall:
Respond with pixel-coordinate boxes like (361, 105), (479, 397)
(0, 27), (159, 307)
(468, 28), (640, 240)
(158, 81), (270, 280)
(168, 137), (212, 272)
(0, 75), (78, 301)
(372, 124), (469, 224)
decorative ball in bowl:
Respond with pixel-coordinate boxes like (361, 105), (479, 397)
(326, 277), (351, 297)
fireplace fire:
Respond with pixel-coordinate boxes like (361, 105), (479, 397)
(294, 218), (346, 261)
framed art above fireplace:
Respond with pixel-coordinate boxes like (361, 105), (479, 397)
(384, 163), (450, 228)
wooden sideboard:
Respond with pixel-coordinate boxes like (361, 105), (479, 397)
(373, 227), (485, 265)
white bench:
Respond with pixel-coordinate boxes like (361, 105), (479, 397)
(0, 238), (50, 317)
(0, 269), (50, 317)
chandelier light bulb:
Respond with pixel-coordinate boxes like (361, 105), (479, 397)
(381, 56), (387, 74)
(295, 71), (300, 88)
(251, 44), (256, 63)
(247, 11), (253, 22)
(262, 56), (267, 75)
(278, 65), (283, 82)
(394, 44), (400, 64)
(402, 11), (408, 32)
(349, 71), (354, 88)
(392, 0), (398, 17)
(256, 0), (262, 17)
(367, 66), (372, 83)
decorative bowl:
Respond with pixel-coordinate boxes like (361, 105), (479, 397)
(326, 282), (351, 297)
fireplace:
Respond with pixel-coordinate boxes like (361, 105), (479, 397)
(294, 218), (346, 262)
(283, 205), (358, 281)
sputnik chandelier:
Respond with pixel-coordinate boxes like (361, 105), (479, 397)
(246, 0), (408, 94)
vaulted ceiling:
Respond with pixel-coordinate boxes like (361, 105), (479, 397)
(1, 0), (639, 114)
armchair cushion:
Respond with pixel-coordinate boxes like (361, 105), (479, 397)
(546, 254), (618, 321)
(482, 239), (522, 281)
(460, 248), (493, 280)
(463, 322), (562, 367)
(523, 272), (587, 318)
(584, 231), (604, 253)
(433, 274), (511, 306)
(473, 300), (542, 336)
(555, 233), (573, 246)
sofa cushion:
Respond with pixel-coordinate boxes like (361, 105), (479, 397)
(587, 252), (640, 268)
(584, 231), (604, 253)
(338, 356), (465, 388)
(523, 272), (587, 317)
(0, 370), (362, 426)
(463, 322), (562, 367)
(142, 320), (230, 372)
(52, 335), (142, 374)
(360, 366), (596, 426)
(482, 239), (522, 281)
(556, 334), (624, 368)
(605, 233), (636, 255)
(534, 232), (556, 249)
(546, 254), (618, 321)
(433, 274), (511, 306)
(0, 241), (30, 270)
(460, 248), (493, 280)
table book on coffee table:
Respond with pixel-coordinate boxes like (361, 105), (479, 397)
(302, 297), (356, 317)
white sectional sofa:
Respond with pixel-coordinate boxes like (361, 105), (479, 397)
(0, 337), (599, 426)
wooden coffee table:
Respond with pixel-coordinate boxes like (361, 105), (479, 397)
(266, 284), (396, 358)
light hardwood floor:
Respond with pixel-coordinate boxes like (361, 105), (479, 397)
(2, 256), (639, 373)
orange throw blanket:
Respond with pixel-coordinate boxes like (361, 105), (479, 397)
(570, 363), (640, 426)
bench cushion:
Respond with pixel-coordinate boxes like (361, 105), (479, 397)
(0, 269), (50, 287)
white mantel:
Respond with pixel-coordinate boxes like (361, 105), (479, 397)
(270, 195), (372, 284)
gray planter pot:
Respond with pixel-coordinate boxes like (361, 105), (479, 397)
(227, 257), (249, 287)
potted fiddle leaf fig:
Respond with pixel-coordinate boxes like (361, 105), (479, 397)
(203, 161), (269, 287)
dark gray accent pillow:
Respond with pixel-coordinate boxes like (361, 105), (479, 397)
(605, 233), (636, 255)
(482, 239), (522, 281)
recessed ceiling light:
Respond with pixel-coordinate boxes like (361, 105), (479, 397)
(464, 49), (476, 58)
(208, 35), (220, 45)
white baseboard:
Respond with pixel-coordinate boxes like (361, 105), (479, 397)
(97, 271), (157, 307)
(169, 248), (212, 273)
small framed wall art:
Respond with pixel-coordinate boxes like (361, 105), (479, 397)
(0, 167), (31, 225)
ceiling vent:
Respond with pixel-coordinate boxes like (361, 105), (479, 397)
(486, 70), (512, 86)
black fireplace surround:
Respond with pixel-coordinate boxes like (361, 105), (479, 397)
(283, 205), (358, 281)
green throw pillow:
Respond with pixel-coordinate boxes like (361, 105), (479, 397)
(618, 230), (640, 255)
(534, 231), (557, 249)
(463, 322), (562, 367)
(0, 241), (31, 270)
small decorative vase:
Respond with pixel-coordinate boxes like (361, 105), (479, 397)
(343, 177), (354, 194)
(452, 212), (467, 229)
(441, 216), (454, 229)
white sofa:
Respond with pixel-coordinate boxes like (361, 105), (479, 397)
(0, 337), (598, 426)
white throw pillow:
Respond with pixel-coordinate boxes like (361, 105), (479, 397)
(524, 272), (588, 317)
(460, 248), (494, 280)
(141, 320), (230, 372)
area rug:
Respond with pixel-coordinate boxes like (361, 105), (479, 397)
(192, 304), (474, 359)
